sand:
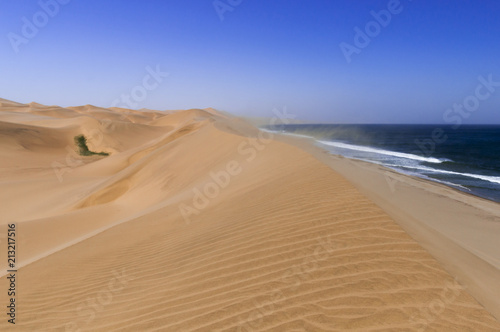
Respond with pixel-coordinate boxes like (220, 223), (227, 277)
(0, 98), (499, 331)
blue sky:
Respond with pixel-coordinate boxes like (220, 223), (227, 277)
(1, 0), (500, 123)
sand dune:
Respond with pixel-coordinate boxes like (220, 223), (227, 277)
(0, 99), (499, 331)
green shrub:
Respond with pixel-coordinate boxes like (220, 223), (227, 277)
(74, 135), (109, 156)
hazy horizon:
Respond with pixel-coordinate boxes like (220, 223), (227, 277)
(1, 0), (500, 124)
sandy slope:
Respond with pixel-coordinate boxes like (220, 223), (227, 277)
(0, 99), (499, 331)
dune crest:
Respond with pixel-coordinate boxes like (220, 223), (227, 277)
(0, 100), (499, 331)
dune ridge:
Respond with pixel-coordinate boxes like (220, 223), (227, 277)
(0, 99), (499, 331)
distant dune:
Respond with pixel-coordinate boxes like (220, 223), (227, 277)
(0, 99), (499, 331)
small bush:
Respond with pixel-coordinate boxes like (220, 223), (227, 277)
(74, 135), (109, 156)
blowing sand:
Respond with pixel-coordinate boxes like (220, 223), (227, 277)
(0, 99), (499, 331)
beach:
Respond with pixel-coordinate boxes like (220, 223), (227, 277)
(1, 99), (499, 331)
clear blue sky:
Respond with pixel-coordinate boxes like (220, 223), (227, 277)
(1, 0), (500, 123)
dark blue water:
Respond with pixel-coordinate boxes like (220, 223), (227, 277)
(265, 124), (500, 203)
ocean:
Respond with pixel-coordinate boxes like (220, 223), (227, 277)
(265, 124), (500, 203)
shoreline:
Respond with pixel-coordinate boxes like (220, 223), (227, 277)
(268, 128), (500, 205)
(2, 102), (499, 330)
(272, 129), (500, 322)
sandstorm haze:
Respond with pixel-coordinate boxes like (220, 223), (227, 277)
(1, 0), (500, 123)
(2, 1), (500, 331)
